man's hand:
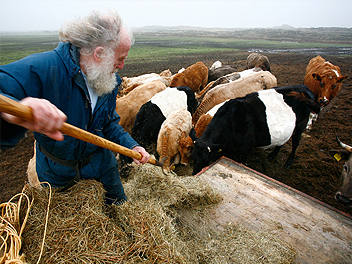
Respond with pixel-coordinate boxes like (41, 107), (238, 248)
(132, 146), (150, 165)
(1, 97), (67, 141)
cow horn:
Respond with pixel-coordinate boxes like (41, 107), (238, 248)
(336, 134), (352, 152)
(207, 146), (211, 152)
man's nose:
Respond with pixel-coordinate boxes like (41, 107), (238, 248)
(116, 60), (125, 69)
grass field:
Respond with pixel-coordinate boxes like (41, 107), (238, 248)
(1, 28), (351, 66)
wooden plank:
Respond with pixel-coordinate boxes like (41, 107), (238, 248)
(187, 157), (352, 263)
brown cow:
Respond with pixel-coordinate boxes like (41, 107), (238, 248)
(120, 69), (172, 96)
(304, 55), (347, 130)
(304, 55), (347, 106)
(157, 108), (192, 173)
(169, 61), (208, 92)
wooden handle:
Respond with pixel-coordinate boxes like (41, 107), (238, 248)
(0, 95), (162, 167)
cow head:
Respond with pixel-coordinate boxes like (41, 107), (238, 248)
(191, 139), (221, 175)
(335, 135), (352, 206)
(311, 71), (348, 106)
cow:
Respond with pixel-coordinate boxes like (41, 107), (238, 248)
(120, 69), (172, 96)
(157, 108), (192, 173)
(245, 52), (271, 72)
(334, 135), (352, 206)
(207, 65), (238, 83)
(191, 84), (320, 175)
(192, 70), (277, 125)
(209, 60), (222, 70)
(169, 61), (208, 93)
(27, 141), (42, 189)
(115, 80), (166, 134)
(196, 67), (263, 103)
(131, 86), (197, 148)
(304, 55), (348, 130)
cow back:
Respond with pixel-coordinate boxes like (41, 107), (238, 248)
(169, 61), (209, 92)
(192, 71), (277, 125)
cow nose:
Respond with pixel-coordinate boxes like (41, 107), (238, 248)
(335, 192), (352, 206)
(319, 98), (328, 106)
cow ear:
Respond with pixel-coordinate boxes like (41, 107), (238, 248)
(329, 149), (351, 161)
(337, 75), (348, 83)
(312, 73), (321, 82)
(189, 127), (197, 141)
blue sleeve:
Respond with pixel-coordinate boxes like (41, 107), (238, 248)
(0, 50), (58, 149)
(0, 91), (28, 149)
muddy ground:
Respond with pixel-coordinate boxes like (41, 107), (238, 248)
(1, 50), (351, 216)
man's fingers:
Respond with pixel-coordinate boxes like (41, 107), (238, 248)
(29, 98), (67, 132)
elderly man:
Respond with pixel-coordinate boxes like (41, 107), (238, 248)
(0, 10), (150, 205)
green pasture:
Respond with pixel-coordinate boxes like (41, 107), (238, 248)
(0, 32), (350, 65)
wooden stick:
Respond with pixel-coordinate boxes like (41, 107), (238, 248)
(0, 95), (162, 167)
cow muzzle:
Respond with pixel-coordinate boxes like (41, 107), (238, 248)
(319, 97), (329, 106)
(335, 192), (352, 207)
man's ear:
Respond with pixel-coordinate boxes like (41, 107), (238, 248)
(93, 47), (105, 62)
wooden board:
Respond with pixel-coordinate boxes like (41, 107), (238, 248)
(185, 157), (352, 263)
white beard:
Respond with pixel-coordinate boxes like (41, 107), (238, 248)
(83, 56), (117, 97)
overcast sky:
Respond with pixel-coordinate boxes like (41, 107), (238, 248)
(0, 0), (351, 32)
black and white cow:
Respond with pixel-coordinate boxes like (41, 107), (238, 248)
(191, 84), (320, 175)
(132, 86), (197, 147)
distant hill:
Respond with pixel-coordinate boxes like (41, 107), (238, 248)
(132, 25), (352, 45)
(270, 24), (296, 30)
(132, 24), (297, 32)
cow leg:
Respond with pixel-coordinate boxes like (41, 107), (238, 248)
(285, 116), (309, 168)
(285, 132), (302, 169)
(268, 146), (282, 161)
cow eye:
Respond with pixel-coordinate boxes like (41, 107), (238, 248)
(320, 82), (324, 88)
(331, 84), (337, 90)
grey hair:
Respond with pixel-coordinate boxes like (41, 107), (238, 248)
(59, 10), (134, 55)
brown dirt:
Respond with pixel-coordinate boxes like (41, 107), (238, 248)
(1, 51), (351, 216)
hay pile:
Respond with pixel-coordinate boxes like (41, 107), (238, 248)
(15, 161), (295, 263)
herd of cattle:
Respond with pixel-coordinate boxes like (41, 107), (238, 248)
(114, 52), (351, 206)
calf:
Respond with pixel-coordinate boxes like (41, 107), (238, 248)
(191, 85), (320, 175)
(334, 135), (352, 206)
(169, 61), (208, 92)
(157, 108), (192, 173)
(132, 86), (197, 147)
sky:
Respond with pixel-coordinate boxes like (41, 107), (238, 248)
(0, 0), (351, 32)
